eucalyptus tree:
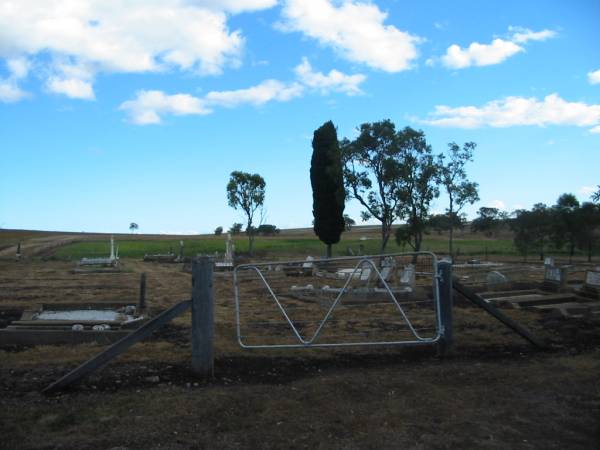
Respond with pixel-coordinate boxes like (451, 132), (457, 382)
(437, 142), (479, 259)
(393, 127), (440, 253)
(341, 119), (404, 252)
(226, 171), (266, 256)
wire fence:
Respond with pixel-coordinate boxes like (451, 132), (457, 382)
(233, 252), (441, 348)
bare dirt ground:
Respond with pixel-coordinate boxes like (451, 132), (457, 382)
(0, 236), (599, 449)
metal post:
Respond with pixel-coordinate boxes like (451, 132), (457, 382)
(191, 257), (214, 379)
(139, 273), (147, 310)
(437, 261), (453, 356)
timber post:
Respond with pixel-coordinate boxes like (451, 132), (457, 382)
(191, 256), (214, 379)
(139, 272), (147, 310)
(437, 260), (453, 356)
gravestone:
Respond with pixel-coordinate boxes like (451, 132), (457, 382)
(486, 271), (508, 289)
(544, 257), (554, 266)
(584, 271), (600, 294)
(399, 264), (416, 289)
(541, 265), (567, 292)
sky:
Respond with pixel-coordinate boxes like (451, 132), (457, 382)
(1, 0), (599, 234)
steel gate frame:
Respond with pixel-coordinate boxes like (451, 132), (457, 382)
(233, 252), (443, 349)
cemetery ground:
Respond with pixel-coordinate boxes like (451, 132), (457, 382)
(0, 229), (599, 449)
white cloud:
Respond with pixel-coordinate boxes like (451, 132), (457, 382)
(47, 77), (95, 100)
(488, 200), (506, 210)
(591, 125), (600, 134)
(439, 27), (555, 69)
(441, 39), (523, 69)
(205, 79), (304, 107)
(422, 94), (600, 132)
(119, 90), (212, 125)
(0, 57), (30, 102)
(294, 57), (366, 95)
(0, 80), (27, 102)
(508, 26), (556, 44)
(579, 186), (597, 196)
(0, 0), (278, 100)
(588, 69), (600, 85)
(279, 0), (421, 72)
(120, 58), (367, 124)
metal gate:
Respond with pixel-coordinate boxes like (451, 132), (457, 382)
(233, 252), (442, 349)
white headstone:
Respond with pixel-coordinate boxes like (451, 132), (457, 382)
(302, 256), (315, 269)
(544, 257), (554, 266)
(487, 271), (508, 285)
(109, 235), (115, 260)
(544, 266), (563, 283)
(585, 271), (600, 287)
(400, 264), (416, 288)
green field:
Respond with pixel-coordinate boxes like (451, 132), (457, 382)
(52, 235), (519, 259)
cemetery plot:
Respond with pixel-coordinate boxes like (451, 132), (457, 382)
(234, 253), (441, 348)
(464, 263), (600, 319)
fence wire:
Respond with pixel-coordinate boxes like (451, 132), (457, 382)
(233, 252), (441, 348)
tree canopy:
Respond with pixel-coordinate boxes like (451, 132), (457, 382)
(437, 141), (479, 258)
(310, 121), (345, 258)
(226, 171), (266, 255)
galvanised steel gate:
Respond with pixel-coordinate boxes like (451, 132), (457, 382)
(233, 252), (443, 349)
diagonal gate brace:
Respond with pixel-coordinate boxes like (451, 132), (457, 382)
(452, 278), (546, 349)
(43, 299), (192, 394)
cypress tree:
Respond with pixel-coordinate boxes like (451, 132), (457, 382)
(310, 121), (345, 258)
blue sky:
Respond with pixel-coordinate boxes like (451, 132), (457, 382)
(1, 0), (599, 234)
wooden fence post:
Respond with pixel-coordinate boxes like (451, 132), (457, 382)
(437, 260), (453, 356)
(191, 257), (214, 379)
(139, 272), (147, 310)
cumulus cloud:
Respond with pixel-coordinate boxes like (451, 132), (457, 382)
(579, 186), (597, 196)
(590, 125), (600, 134)
(588, 69), (600, 85)
(0, 57), (30, 102)
(294, 58), (366, 95)
(438, 27), (556, 69)
(421, 94), (600, 133)
(0, 0), (278, 100)
(119, 90), (212, 125)
(508, 26), (556, 44)
(121, 57), (365, 124)
(488, 200), (506, 210)
(441, 39), (523, 69)
(279, 0), (421, 72)
(205, 79), (304, 107)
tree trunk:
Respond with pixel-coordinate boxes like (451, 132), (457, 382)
(569, 242), (574, 264)
(449, 226), (454, 261)
(248, 234), (254, 256)
(380, 223), (391, 253)
(326, 243), (332, 259)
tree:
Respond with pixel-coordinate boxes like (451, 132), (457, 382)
(437, 142), (479, 259)
(257, 224), (279, 235)
(226, 171), (266, 256)
(394, 127), (440, 253)
(229, 223), (243, 235)
(341, 120), (405, 252)
(311, 121), (346, 258)
(471, 207), (508, 237)
(214, 226), (223, 236)
(552, 193), (580, 263)
(344, 214), (356, 231)
(511, 209), (536, 261)
(427, 213), (465, 235)
(592, 185), (600, 204)
(575, 202), (600, 262)
(129, 222), (139, 233)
